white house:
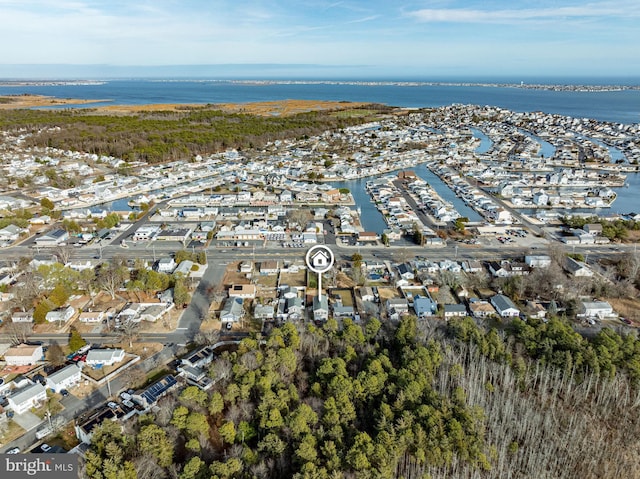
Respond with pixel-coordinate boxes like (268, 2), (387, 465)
(525, 255), (552, 268)
(79, 311), (105, 323)
(490, 294), (520, 318)
(34, 229), (69, 247)
(228, 284), (257, 299)
(156, 257), (176, 274)
(3, 344), (43, 366)
(444, 304), (468, 319)
(564, 257), (593, 277)
(85, 349), (125, 367)
(8, 382), (47, 415)
(46, 306), (75, 323)
(578, 301), (615, 319)
(46, 363), (82, 393)
(11, 310), (34, 323)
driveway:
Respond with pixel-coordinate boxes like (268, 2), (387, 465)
(12, 411), (43, 432)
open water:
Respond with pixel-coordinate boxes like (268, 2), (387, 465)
(0, 79), (639, 124)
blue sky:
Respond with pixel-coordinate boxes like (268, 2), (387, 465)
(1, 0), (639, 78)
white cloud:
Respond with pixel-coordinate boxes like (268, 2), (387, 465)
(408, 1), (640, 24)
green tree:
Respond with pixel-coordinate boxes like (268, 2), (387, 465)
(137, 424), (174, 467)
(68, 327), (87, 352)
(40, 198), (55, 210)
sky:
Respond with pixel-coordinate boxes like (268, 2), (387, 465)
(0, 0), (639, 79)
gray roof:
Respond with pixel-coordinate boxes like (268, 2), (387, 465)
(47, 364), (81, 385)
(86, 349), (123, 363)
(491, 294), (518, 312)
(445, 303), (468, 313)
(10, 382), (46, 404)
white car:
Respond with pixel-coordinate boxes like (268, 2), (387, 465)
(120, 392), (132, 401)
(7, 447), (20, 454)
(41, 444), (51, 452)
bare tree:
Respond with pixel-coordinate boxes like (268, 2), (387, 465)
(287, 208), (312, 231)
(10, 271), (40, 312)
(117, 320), (140, 349)
(97, 262), (128, 300)
(5, 321), (32, 345)
(54, 244), (73, 265)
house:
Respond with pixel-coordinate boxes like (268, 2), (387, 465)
(155, 228), (193, 243)
(333, 304), (355, 318)
(469, 300), (496, 318)
(578, 301), (615, 319)
(46, 363), (82, 393)
(75, 407), (122, 445)
(8, 382), (47, 414)
(79, 311), (105, 323)
(3, 344), (43, 365)
(386, 298), (409, 320)
(239, 261), (253, 274)
(313, 296), (329, 322)
(220, 297), (244, 323)
(174, 260), (194, 277)
(487, 261), (512, 278)
(156, 257), (176, 274)
(444, 303), (468, 319)
(34, 229), (69, 247)
(564, 257), (593, 277)
(583, 223), (603, 236)
(11, 310), (34, 323)
(85, 349), (125, 367)
(133, 375), (178, 410)
(260, 261), (279, 275)
(358, 232), (378, 243)
(490, 294), (520, 318)
(254, 304), (275, 321)
(526, 301), (547, 320)
(396, 263), (415, 281)
(45, 306), (75, 323)
(413, 295), (438, 318)
(525, 255), (552, 268)
(358, 286), (376, 302)
(228, 284), (257, 299)
(181, 346), (215, 369)
(286, 297), (304, 319)
(0, 224), (26, 242)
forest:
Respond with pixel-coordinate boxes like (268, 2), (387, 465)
(0, 105), (387, 163)
(81, 315), (640, 479)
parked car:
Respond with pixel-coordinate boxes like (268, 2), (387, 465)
(41, 444), (51, 452)
(60, 389), (69, 397)
(7, 447), (20, 454)
(120, 392), (132, 401)
(107, 401), (118, 409)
